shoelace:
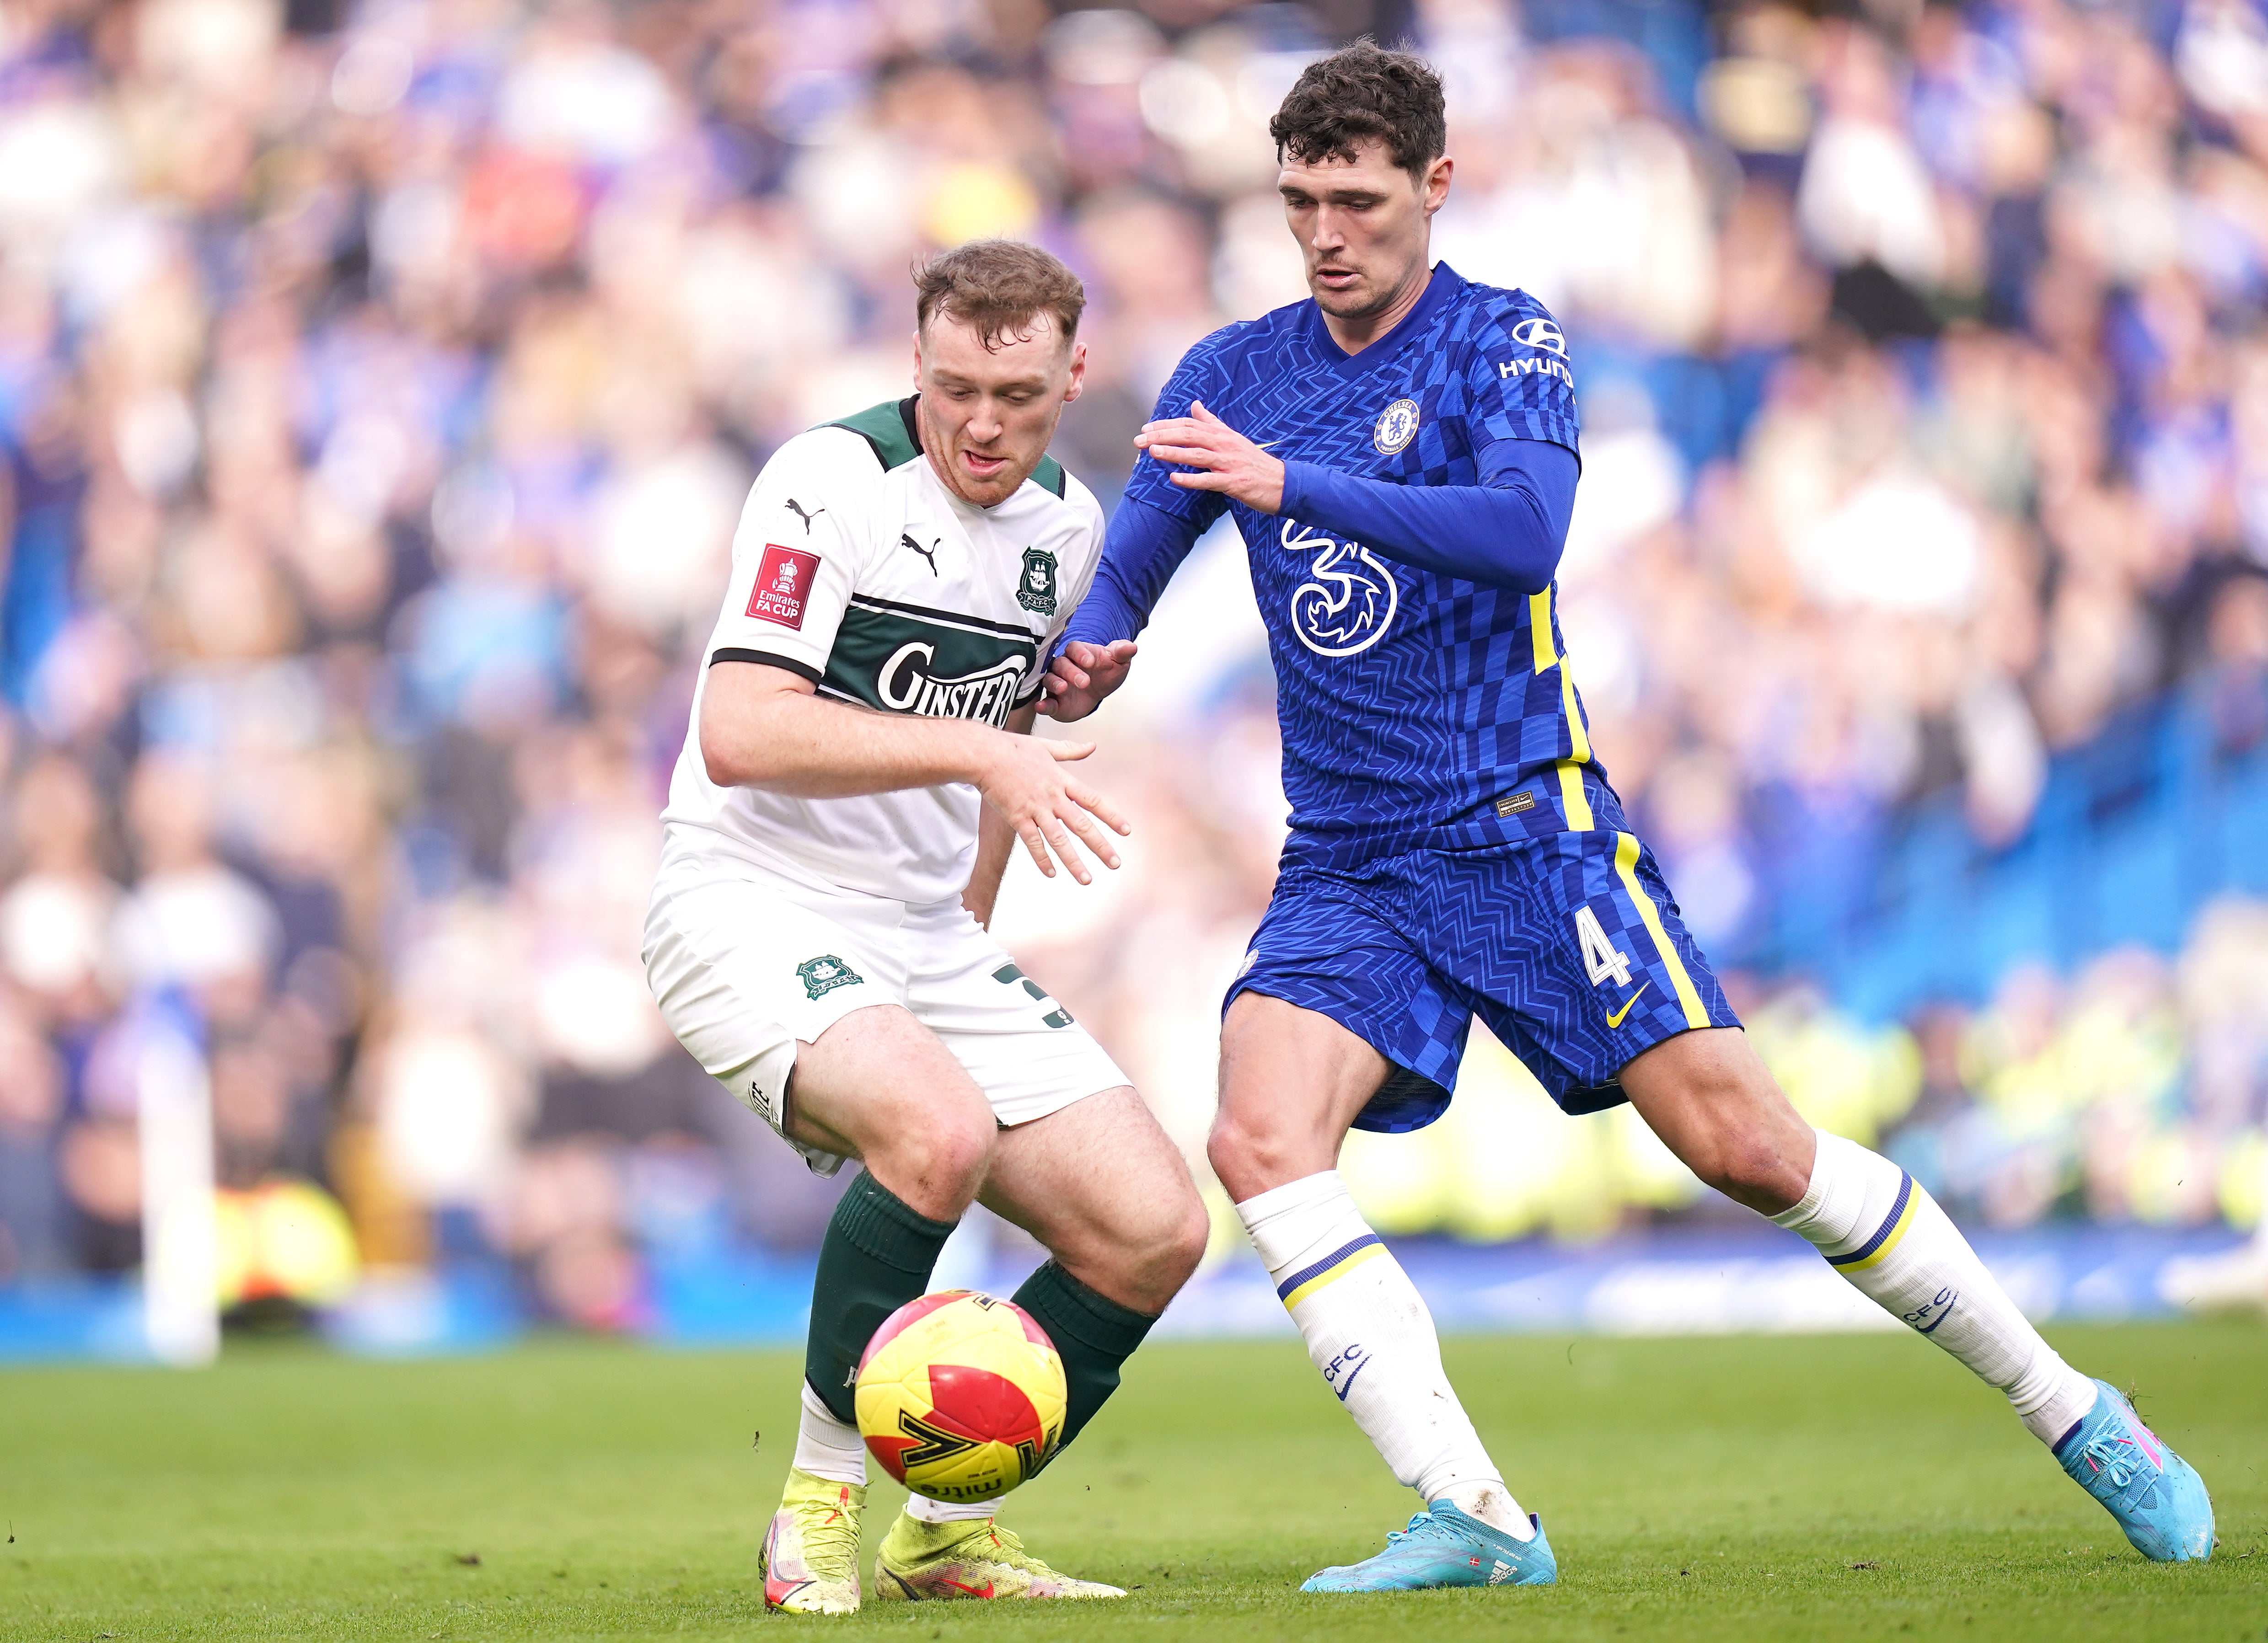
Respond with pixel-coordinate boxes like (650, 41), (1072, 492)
(801, 1501), (861, 1574)
(1382, 1511), (1465, 1550)
(2078, 1432), (2147, 1498)
(978, 1525), (1046, 1571)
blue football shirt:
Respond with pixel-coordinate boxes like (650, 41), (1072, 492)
(1119, 262), (1596, 872)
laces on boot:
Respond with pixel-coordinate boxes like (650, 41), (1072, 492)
(980, 1526), (1047, 1571)
(2081, 1434), (2140, 1491)
(1383, 1512), (1464, 1549)
(802, 1490), (862, 1575)
(2074, 1431), (2166, 1517)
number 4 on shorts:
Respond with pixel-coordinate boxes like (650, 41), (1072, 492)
(1573, 906), (1632, 988)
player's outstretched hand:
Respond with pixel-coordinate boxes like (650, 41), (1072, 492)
(1137, 400), (1285, 513)
(1040, 639), (1137, 722)
(977, 733), (1131, 885)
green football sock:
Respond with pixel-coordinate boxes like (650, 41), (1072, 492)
(804, 1171), (957, 1424)
(1011, 1259), (1158, 1456)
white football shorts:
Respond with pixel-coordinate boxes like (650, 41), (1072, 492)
(642, 864), (1129, 1174)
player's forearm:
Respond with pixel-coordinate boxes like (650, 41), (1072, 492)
(702, 687), (1006, 798)
(1278, 439), (1578, 594)
(1057, 497), (1203, 649)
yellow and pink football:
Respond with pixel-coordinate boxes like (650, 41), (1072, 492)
(854, 1290), (1067, 1502)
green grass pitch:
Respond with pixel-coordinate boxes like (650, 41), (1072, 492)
(2, 1322), (2261, 1640)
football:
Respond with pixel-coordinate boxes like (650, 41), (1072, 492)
(854, 1290), (1067, 1503)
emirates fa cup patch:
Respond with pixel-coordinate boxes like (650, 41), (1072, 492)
(797, 954), (862, 1000)
(748, 544), (820, 628)
(1017, 546), (1058, 615)
(1373, 396), (1420, 455)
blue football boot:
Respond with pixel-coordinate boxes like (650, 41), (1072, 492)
(2054, 1378), (2214, 1562)
(1301, 1503), (1557, 1592)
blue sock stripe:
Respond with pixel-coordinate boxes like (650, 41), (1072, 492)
(1275, 1234), (1383, 1302)
(1826, 1172), (1914, 1267)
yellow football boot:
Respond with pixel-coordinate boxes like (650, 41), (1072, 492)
(873, 1514), (1125, 1601)
(759, 1468), (865, 1614)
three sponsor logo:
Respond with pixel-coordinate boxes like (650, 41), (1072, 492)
(1279, 517), (1399, 658)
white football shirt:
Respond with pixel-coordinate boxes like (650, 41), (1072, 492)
(659, 397), (1104, 907)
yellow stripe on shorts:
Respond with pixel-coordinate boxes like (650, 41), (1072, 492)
(1613, 832), (1708, 1029)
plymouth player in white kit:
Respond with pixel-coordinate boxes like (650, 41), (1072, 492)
(643, 241), (1206, 1612)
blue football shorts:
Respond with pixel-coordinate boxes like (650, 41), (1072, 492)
(1226, 784), (1740, 1134)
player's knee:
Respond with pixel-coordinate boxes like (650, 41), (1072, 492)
(1632, 1031), (1812, 1213)
(1206, 1102), (1334, 1201)
(1204, 1112), (1274, 1201)
(869, 1110), (994, 1219)
(1689, 1131), (1769, 1193)
(928, 1119), (996, 1200)
(1108, 1188), (1208, 1314)
(1685, 1119), (1807, 1214)
(1158, 1191), (1209, 1289)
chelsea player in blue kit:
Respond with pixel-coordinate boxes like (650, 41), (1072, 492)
(1044, 43), (2213, 1592)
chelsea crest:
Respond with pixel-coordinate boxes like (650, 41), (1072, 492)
(1373, 396), (1420, 455)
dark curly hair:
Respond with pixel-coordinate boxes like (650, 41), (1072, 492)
(1268, 41), (1446, 182)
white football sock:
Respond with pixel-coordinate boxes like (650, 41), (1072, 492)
(903, 1492), (995, 1524)
(794, 1382), (992, 1521)
(1774, 1129), (2098, 1445)
(794, 1381), (867, 1486)
(1239, 1171), (1532, 1539)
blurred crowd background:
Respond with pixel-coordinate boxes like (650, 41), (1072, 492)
(0, 0), (2264, 1330)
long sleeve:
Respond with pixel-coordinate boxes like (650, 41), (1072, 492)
(1277, 437), (1579, 594)
(1057, 496), (1210, 647)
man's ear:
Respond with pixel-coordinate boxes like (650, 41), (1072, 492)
(1062, 339), (1088, 406)
(910, 327), (925, 389)
(1423, 154), (1454, 216)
